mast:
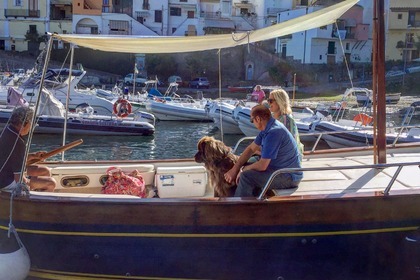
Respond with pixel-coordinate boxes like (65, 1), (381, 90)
(373, 0), (386, 163)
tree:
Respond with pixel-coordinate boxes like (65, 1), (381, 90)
(24, 29), (47, 56)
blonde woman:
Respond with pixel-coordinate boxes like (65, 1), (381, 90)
(267, 89), (304, 159)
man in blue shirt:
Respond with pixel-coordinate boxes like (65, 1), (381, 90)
(224, 105), (302, 197)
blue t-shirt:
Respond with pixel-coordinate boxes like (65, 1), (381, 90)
(254, 117), (303, 181)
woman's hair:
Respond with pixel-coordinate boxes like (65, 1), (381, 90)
(251, 105), (271, 121)
(10, 107), (34, 128)
(271, 89), (292, 115)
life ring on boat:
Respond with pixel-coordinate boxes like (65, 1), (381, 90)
(353, 113), (373, 126)
(113, 99), (132, 118)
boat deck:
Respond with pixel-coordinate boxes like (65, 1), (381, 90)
(38, 152), (420, 200)
(274, 152), (419, 197)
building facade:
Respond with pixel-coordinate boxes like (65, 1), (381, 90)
(275, 0), (372, 65)
(1, 0), (416, 66)
(0, 0), (72, 52)
(386, 0), (420, 62)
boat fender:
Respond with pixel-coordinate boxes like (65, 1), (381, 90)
(154, 97), (166, 103)
(0, 230), (30, 280)
(113, 99), (132, 118)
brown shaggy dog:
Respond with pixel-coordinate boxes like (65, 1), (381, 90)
(194, 136), (238, 197)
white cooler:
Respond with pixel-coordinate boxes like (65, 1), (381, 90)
(155, 166), (208, 198)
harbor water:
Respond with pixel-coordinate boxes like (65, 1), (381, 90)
(28, 106), (416, 161)
(29, 121), (252, 161)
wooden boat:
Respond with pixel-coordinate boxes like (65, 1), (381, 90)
(1, 1), (419, 279)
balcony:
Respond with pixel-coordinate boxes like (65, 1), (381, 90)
(200, 11), (221, 19)
(5, 9), (40, 18)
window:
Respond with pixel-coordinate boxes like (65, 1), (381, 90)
(346, 43), (350, 50)
(180, 0), (188, 2)
(398, 14), (402, 20)
(172, 27), (177, 34)
(15, 0), (22, 6)
(155, 10), (162, 23)
(29, 25), (37, 33)
(170, 7), (181, 16)
(143, 0), (149, 10)
(187, 11), (194, 18)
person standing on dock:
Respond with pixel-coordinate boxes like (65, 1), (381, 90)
(251, 85), (266, 104)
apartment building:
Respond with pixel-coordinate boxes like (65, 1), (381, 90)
(1, 0), (416, 66)
(386, 0), (420, 62)
(275, 0), (372, 65)
(0, 0), (72, 52)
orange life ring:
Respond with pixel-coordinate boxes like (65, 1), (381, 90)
(353, 113), (373, 126)
(113, 99), (132, 118)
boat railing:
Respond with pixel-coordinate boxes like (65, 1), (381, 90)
(258, 161), (420, 200)
(232, 123), (420, 154)
(305, 123), (420, 151)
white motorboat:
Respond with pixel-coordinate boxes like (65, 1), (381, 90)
(206, 99), (243, 134)
(342, 87), (401, 106)
(311, 110), (420, 149)
(0, 88), (155, 136)
(146, 98), (212, 121)
(145, 82), (212, 122)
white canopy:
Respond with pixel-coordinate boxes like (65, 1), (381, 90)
(52, 0), (359, 54)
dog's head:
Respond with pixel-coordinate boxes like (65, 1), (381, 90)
(194, 136), (232, 164)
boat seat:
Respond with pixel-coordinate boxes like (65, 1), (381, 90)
(272, 154), (419, 197)
(51, 164), (156, 194)
(272, 167), (416, 197)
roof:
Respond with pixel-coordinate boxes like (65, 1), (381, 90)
(52, 0), (358, 54)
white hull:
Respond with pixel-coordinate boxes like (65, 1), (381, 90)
(207, 101), (243, 134)
(313, 120), (420, 149)
(146, 100), (212, 122)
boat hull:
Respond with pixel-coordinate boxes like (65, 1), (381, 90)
(0, 111), (155, 136)
(146, 100), (213, 122)
(1, 191), (419, 279)
(313, 121), (420, 149)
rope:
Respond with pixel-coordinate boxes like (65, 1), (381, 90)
(231, 31), (251, 53)
(8, 182), (29, 245)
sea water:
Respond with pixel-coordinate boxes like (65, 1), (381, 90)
(29, 121), (251, 161)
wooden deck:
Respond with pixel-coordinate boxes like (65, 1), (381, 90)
(274, 153), (419, 196)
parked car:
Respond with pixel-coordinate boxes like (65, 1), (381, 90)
(124, 73), (147, 86)
(189, 77), (210, 89)
(168, 75), (182, 84)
